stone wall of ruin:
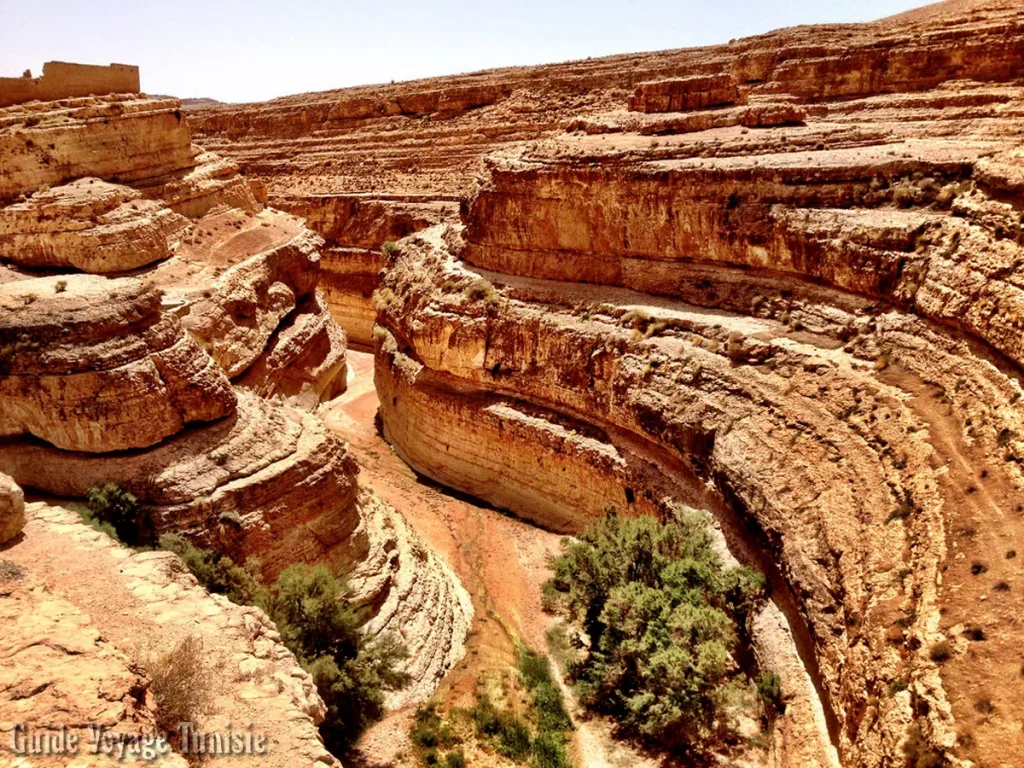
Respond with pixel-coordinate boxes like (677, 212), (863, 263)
(0, 61), (139, 107)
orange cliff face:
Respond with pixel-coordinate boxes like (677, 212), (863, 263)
(189, 1), (1024, 767)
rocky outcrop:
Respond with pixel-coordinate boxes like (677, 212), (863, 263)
(0, 92), (347, 407)
(0, 274), (236, 452)
(0, 501), (336, 767)
(628, 74), (744, 113)
(346, 491), (473, 708)
(0, 391), (358, 579)
(374, 226), (948, 767)
(188, 3), (1024, 766)
(271, 194), (457, 345)
(0, 178), (190, 272)
(0, 472), (24, 544)
(0, 96), (194, 202)
(0, 79), (475, 767)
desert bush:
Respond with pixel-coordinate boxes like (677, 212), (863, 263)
(269, 563), (411, 754)
(471, 695), (531, 760)
(158, 534), (265, 607)
(84, 483), (153, 546)
(928, 641), (952, 663)
(54, 280), (67, 293)
(381, 241), (400, 258)
(518, 648), (572, 734)
(621, 308), (653, 333)
(164, 544), (410, 756)
(472, 694), (502, 736)
(147, 635), (213, 734)
(541, 581), (562, 614)
(548, 508), (765, 751)
(756, 671), (784, 713)
(460, 276), (500, 307)
(902, 722), (946, 768)
(532, 731), (571, 768)
(412, 704), (455, 749)
(497, 715), (531, 760)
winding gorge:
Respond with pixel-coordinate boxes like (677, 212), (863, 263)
(3, 1), (1024, 766)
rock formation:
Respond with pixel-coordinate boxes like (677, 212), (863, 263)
(4, 0), (1024, 766)
(0, 92), (345, 406)
(0, 274), (235, 452)
(190, 1), (1024, 767)
(0, 79), (472, 764)
(0, 472), (24, 544)
(271, 194), (457, 346)
(1, 500), (334, 767)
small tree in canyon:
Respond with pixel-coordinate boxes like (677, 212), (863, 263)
(548, 508), (765, 753)
(269, 563), (412, 754)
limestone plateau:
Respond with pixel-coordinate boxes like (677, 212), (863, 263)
(2, 0), (1024, 766)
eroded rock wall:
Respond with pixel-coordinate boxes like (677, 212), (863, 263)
(0, 88), (473, 745)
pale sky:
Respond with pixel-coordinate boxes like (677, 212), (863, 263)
(1, 0), (932, 104)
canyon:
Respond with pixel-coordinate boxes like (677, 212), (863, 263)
(3, 0), (1024, 766)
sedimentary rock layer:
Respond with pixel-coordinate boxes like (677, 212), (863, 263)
(373, 205), (1024, 766)
(271, 194), (456, 345)
(0, 95), (194, 202)
(0, 391), (358, 579)
(188, 0), (1024, 203)
(0, 93), (347, 408)
(0, 274), (235, 452)
(346, 490), (474, 708)
(0, 178), (191, 272)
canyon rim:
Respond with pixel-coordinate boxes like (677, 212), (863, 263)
(3, 1), (1024, 766)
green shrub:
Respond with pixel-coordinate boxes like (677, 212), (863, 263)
(445, 750), (467, 768)
(269, 564), (411, 754)
(531, 683), (572, 734)
(541, 580), (562, 614)
(471, 695), (532, 760)
(549, 508), (765, 751)
(381, 241), (400, 258)
(412, 704), (454, 749)
(84, 483), (152, 546)
(518, 648), (572, 734)
(168, 548), (411, 757)
(756, 671), (784, 713)
(472, 695), (503, 736)
(158, 534), (265, 607)
(496, 715), (531, 761)
(532, 731), (571, 768)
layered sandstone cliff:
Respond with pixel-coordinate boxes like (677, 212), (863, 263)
(186, 1), (1024, 766)
(0, 85), (472, 757)
(0, 93), (346, 406)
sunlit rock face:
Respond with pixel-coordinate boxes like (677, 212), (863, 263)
(186, 1), (1024, 765)
(0, 274), (236, 452)
(0, 83), (472, 743)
